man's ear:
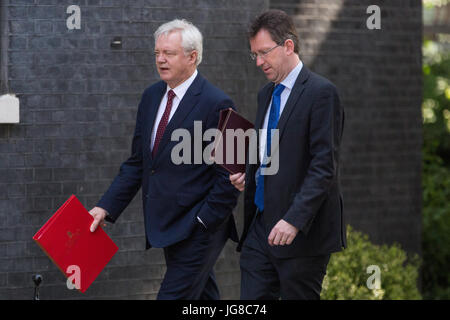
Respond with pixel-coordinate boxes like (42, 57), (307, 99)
(189, 50), (198, 65)
(284, 39), (295, 55)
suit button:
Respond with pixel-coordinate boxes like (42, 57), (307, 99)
(151, 169), (155, 175)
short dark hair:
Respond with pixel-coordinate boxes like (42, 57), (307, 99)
(248, 9), (300, 54)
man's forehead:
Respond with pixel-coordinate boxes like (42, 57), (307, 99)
(250, 29), (276, 47)
(156, 33), (181, 49)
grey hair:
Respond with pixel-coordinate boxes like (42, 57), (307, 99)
(154, 19), (203, 66)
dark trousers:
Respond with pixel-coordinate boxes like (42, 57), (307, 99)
(157, 221), (228, 300)
(240, 212), (330, 300)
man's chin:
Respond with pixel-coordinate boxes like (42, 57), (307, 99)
(158, 73), (171, 82)
(264, 74), (276, 82)
(262, 69), (276, 82)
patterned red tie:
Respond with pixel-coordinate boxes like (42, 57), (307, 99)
(152, 89), (176, 157)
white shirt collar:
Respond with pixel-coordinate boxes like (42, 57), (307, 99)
(280, 60), (303, 90)
(167, 69), (198, 100)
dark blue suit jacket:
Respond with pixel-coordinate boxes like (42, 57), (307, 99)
(238, 66), (347, 258)
(98, 73), (240, 248)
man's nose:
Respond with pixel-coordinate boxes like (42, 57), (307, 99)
(256, 55), (264, 67)
(156, 54), (166, 64)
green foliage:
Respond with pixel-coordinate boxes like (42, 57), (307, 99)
(422, 153), (450, 299)
(421, 39), (450, 299)
(423, 0), (450, 9)
(422, 123), (450, 299)
(321, 226), (422, 300)
(422, 40), (450, 162)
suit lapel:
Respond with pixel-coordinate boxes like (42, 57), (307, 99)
(253, 66), (310, 164)
(252, 84), (274, 167)
(276, 66), (310, 140)
(255, 84), (274, 130)
(152, 73), (204, 164)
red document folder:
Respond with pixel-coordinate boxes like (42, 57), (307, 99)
(33, 195), (118, 293)
(213, 108), (255, 174)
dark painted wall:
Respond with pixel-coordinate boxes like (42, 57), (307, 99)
(0, 0), (422, 299)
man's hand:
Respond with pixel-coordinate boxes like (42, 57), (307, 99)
(229, 173), (245, 191)
(268, 219), (299, 246)
(89, 207), (108, 232)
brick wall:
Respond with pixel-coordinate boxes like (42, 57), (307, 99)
(0, 0), (422, 299)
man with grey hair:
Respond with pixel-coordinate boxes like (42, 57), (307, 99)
(89, 19), (240, 299)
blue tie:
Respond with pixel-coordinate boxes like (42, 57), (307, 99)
(254, 83), (285, 212)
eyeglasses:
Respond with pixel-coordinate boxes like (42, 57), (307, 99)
(250, 44), (281, 61)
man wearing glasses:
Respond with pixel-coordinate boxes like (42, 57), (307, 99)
(230, 10), (346, 300)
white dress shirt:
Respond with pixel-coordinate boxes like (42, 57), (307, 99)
(150, 70), (208, 227)
(151, 69), (198, 150)
(259, 61), (303, 163)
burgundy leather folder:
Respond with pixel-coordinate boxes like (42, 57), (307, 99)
(213, 108), (254, 174)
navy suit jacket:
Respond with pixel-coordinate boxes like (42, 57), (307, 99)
(98, 73), (240, 248)
(238, 66), (347, 258)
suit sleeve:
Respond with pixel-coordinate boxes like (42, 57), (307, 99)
(195, 98), (241, 231)
(283, 84), (343, 236)
(96, 94), (145, 223)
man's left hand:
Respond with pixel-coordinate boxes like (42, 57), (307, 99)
(268, 219), (299, 246)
